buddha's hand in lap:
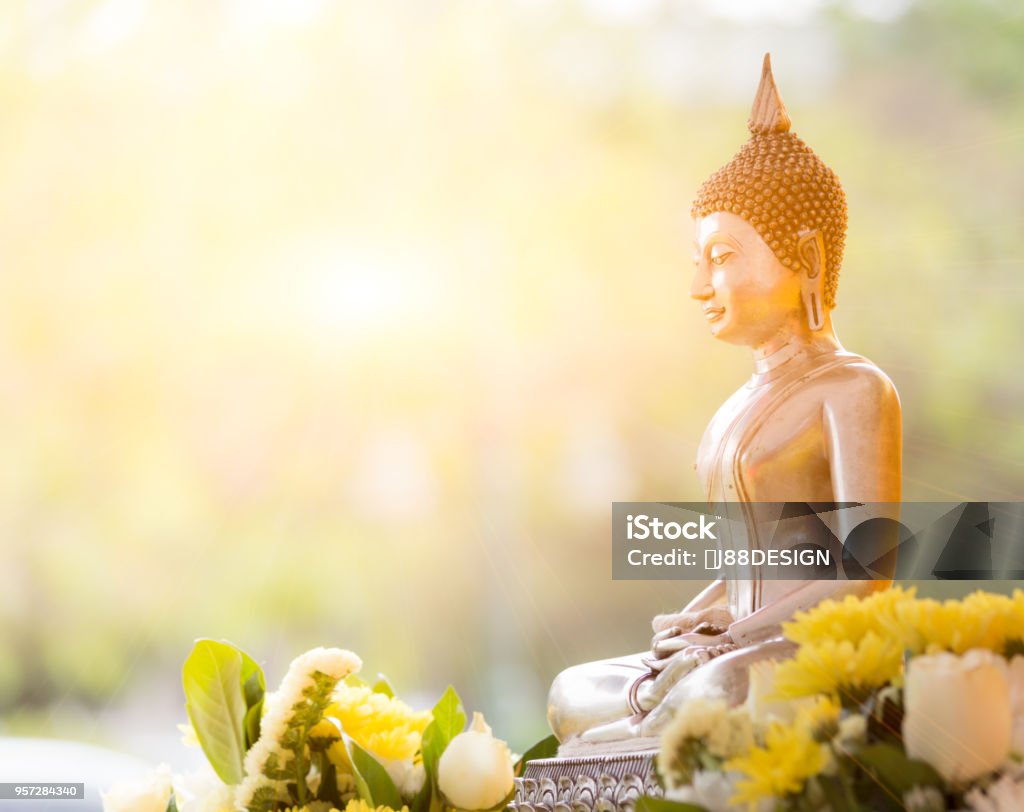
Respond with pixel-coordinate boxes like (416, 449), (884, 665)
(634, 651), (699, 712)
(652, 605), (733, 635)
(635, 642), (732, 712)
(644, 607), (735, 672)
(635, 631), (738, 712)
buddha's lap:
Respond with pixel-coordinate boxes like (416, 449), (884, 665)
(549, 637), (800, 740)
(547, 652), (649, 738)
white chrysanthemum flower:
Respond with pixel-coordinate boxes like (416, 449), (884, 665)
(657, 697), (752, 791)
(383, 758), (425, 800)
(666, 770), (770, 812)
(965, 773), (1024, 812)
(172, 764), (235, 812)
(903, 786), (945, 812)
(102, 764), (173, 812)
(664, 770), (731, 811)
(667, 697), (728, 740)
(179, 722), (201, 747)
(279, 648), (362, 696)
(706, 707), (753, 760)
(834, 714), (867, 747)
(236, 647), (362, 811)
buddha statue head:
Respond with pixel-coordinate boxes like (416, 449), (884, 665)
(690, 54), (848, 347)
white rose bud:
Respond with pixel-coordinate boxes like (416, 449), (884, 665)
(1006, 655), (1024, 756)
(903, 649), (1011, 784)
(437, 712), (515, 811)
(102, 764), (173, 812)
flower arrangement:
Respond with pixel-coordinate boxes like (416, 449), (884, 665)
(650, 587), (1024, 812)
(102, 640), (545, 812)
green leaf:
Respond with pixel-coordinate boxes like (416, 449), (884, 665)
(348, 738), (404, 809)
(410, 771), (433, 812)
(345, 673), (369, 688)
(182, 639), (250, 784)
(854, 743), (943, 795)
(421, 685), (466, 780)
(513, 734), (559, 777)
(634, 796), (708, 812)
(239, 649), (265, 705)
(239, 649), (265, 750)
(419, 686), (467, 812)
(815, 776), (861, 812)
(244, 702), (263, 752)
(372, 673), (396, 698)
(165, 793), (179, 812)
(317, 755), (341, 805)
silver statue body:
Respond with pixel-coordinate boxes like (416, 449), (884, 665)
(547, 56), (902, 750)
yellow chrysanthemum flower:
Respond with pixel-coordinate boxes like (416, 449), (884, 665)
(283, 807), (344, 812)
(783, 586), (1024, 662)
(958, 589), (1024, 651)
(314, 684), (430, 770)
(1008, 589), (1024, 649)
(891, 589), (1024, 655)
(783, 586), (915, 647)
(892, 596), (969, 654)
(773, 633), (903, 703)
(343, 801), (409, 812)
(793, 695), (841, 738)
(726, 721), (830, 808)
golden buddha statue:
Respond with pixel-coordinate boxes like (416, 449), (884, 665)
(547, 55), (902, 750)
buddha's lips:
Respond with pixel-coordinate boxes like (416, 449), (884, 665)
(703, 306), (725, 323)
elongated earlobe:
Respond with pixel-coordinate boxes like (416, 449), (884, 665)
(797, 229), (827, 331)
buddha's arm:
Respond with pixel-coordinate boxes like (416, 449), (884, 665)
(652, 578), (726, 632)
(821, 363), (902, 503)
(679, 577), (726, 616)
(729, 368), (902, 647)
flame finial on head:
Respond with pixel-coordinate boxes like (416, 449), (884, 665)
(748, 53), (791, 135)
(691, 52), (849, 308)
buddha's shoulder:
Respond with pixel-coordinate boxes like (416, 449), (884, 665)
(813, 352), (900, 409)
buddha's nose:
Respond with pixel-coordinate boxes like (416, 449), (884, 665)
(690, 281), (714, 301)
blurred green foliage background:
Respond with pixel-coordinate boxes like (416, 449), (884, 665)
(0, 0), (1022, 763)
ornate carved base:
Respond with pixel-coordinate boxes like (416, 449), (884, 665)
(511, 752), (661, 812)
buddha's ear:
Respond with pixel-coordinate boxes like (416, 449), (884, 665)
(797, 229), (826, 331)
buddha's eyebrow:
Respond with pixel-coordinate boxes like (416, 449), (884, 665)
(706, 232), (742, 251)
(695, 235), (718, 251)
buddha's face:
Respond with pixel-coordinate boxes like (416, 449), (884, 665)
(690, 211), (802, 347)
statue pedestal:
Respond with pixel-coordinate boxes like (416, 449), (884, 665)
(511, 751), (662, 812)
